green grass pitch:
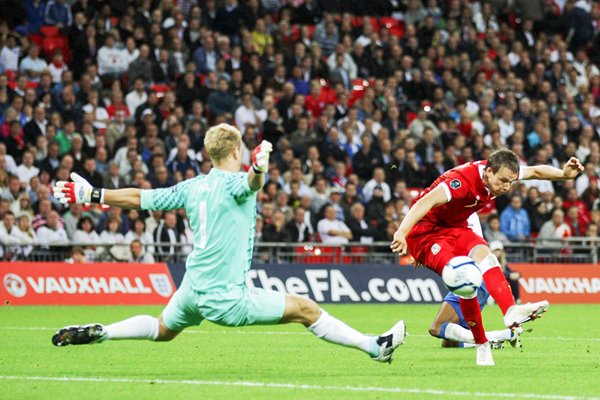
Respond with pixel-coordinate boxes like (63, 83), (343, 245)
(1, 304), (599, 400)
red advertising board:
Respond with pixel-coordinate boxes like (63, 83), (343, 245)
(0, 262), (175, 305)
(511, 263), (600, 304)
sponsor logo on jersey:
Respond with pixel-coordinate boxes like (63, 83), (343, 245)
(449, 179), (461, 189)
(431, 243), (441, 255)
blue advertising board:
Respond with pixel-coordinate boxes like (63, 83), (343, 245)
(168, 263), (449, 304)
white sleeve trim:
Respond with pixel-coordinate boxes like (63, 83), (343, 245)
(518, 165), (526, 180)
(440, 182), (452, 202)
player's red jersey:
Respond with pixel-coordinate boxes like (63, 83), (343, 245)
(419, 161), (496, 228)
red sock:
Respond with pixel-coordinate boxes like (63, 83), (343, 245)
(458, 296), (487, 344)
(482, 267), (516, 314)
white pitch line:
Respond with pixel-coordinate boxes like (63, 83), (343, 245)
(2, 327), (600, 342)
(0, 375), (597, 400)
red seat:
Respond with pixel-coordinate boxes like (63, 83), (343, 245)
(379, 17), (399, 29)
(150, 84), (170, 95)
(295, 246), (339, 264)
(4, 70), (17, 81)
(43, 36), (67, 56)
(349, 246), (368, 263)
(307, 25), (315, 39)
(40, 26), (60, 38)
(28, 34), (43, 47)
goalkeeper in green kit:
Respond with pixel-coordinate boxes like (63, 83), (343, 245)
(51, 123), (405, 363)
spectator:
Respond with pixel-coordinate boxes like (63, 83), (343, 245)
(44, 0), (73, 28)
(538, 208), (572, 241)
(346, 203), (380, 244)
(125, 219), (154, 253)
(23, 0), (46, 35)
(565, 205), (587, 236)
(153, 211), (185, 258)
(82, 90), (110, 131)
(0, 211), (34, 259)
(97, 35), (128, 82)
(71, 215), (98, 245)
(206, 78), (235, 117)
(193, 35), (218, 74)
(313, 14), (338, 56)
(19, 44), (48, 82)
(103, 161), (126, 190)
(0, 33), (21, 72)
(128, 239), (155, 263)
(234, 93), (261, 134)
(317, 204), (352, 244)
(48, 51), (69, 84)
(362, 168), (392, 203)
(125, 78), (148, 116)
(15, 214), (37, 255)
(1, 174), (23, 203)
(152, 49), (177, 84)
(37, 210), (69, 245)
(99, 216), (126, 244)
(483, 214), (509, 244)
(16, 151), (39, 188)
(65, 246), (87, 263)
(23, 106), (47, 146)
(10, 192), (34, 221)
(61, 202), (83, 238)
(285, 206), (310, 243)
(262, 210), (291, 243)
(500, 195), (531, 242)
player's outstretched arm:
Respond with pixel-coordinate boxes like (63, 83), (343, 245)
(53, 172), (142, 209)
(248, 140), (272, 191)
(390, 185), (449, 254)
(520, 157), (584, 181)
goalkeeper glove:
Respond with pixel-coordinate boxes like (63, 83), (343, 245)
(251, 140), (272, 174)
(53, 172), (105, 205)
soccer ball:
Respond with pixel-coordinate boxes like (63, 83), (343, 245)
(442, 256), (483, 298)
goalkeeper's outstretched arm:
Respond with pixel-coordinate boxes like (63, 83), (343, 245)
(53, 172), (143, 209)
(53, 172), (190, 211)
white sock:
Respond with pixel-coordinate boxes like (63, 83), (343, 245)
(442, 323), (512, 344)
(486, 329), (513, 341)
(104, 315), (159, 341)
(308, 310), (377, 356)
(443, 323), (475, 343)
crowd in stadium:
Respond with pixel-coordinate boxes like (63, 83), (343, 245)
(1, 0), (600, 262)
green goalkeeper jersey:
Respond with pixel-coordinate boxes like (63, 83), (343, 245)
(140, 168), (258, 292)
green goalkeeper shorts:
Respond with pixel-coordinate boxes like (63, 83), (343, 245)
(162, 274), (286, 331)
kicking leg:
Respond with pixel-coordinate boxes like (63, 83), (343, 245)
(280, 294), (405, 363)
(471, 246), (548, 328)
(52, 314), (181, 346)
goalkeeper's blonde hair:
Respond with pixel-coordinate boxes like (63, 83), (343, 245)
(204, 123), (242, 164)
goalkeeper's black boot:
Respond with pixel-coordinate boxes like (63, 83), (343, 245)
(52, 323), (106, 346)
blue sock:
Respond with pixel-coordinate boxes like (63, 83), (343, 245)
(439, 322), (449, 339)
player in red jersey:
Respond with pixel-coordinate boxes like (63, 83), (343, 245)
(390, 148), (584, 366)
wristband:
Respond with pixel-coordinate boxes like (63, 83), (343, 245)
(252, 164), (263, 174)
(91, 188), (105, 204)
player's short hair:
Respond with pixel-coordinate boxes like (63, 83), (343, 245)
(204, 123), (242, 164)
(486, 148), (520, 175)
